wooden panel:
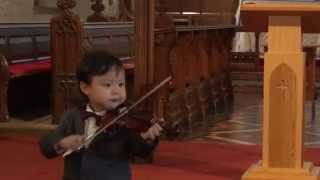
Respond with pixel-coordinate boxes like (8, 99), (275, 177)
(305, 47), (316, 101)
(269, 64), (297, 168)
(185, 33), (201, 85)
(193, 31), (210, 79)
(202, 0), (238, 13)
(269, 16), (301, 52)
(153, 12), (176, 121)
(169, 34), (189, 90)
(208, 41), (220, 76)
(134, 0), (155, 97)
(191, 15), (222, 26)
(241, 3), (320, 179)
(181, 0), (201, 12)
(163, 0), (238, 14)
(162, 0), (182, 12)
(240, 2), (320, 33)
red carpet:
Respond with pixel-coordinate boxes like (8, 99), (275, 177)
(1, 135), (320, 180)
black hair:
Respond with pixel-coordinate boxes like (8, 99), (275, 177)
(76, 50), (124, 84)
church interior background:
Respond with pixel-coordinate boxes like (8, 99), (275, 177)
(2, 0), (320, 180)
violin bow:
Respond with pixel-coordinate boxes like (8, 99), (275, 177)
(62, 76), (172, 157)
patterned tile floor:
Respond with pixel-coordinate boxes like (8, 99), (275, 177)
(198, 83), (320, 148)
(3, 78), (320, 148)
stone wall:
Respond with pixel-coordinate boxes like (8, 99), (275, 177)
(0, 0), (33, 21)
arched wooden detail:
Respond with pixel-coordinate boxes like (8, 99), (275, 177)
(193, 31), (210, 80)
(208, 31), (221, 77)
(169, 32), (192, 90)
(87, 0), (112, 22)
(51, 0), (84, 123)
(269, 64), (297, 168)
(0, 55), (9, 122)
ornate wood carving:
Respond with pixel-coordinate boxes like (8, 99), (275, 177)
(87, 0), (113, 22)
(51, 0), (83, 123)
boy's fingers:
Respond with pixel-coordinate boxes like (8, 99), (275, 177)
(150, 118), (156, 124)
(150, 131), (156, 140)
(76, 136), (84, 143)
(151, 126), (160, 137)
(155, 123), (163, 132)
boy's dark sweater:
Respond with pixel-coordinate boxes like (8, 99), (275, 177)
(39, 108), (157, 180)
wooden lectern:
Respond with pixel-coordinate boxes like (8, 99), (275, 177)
(240, 1), (320, 180)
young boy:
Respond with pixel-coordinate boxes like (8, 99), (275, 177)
(39, 50), (163, 180)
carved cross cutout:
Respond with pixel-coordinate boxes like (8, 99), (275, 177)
(276, 80), (289, 101)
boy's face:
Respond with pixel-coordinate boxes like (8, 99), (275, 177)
(80, 67), (127, 111)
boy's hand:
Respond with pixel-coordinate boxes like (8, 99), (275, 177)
(56, 135), (84, 153)
(141, 123), (163, 141)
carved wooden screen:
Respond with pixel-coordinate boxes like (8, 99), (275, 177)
(51, 0), (84, 123)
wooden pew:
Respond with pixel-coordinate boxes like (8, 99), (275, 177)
(0, 21), (135, 122)
(131, 0), (237, 139)
(164, 25), (236, 138)
(0, 23), (51, 122)
(170, 31), (203, 137)
(49, 1), (237, 139)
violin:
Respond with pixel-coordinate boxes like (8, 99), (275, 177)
(96, 104), (156, 134)
(63, 76), (172, 157)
